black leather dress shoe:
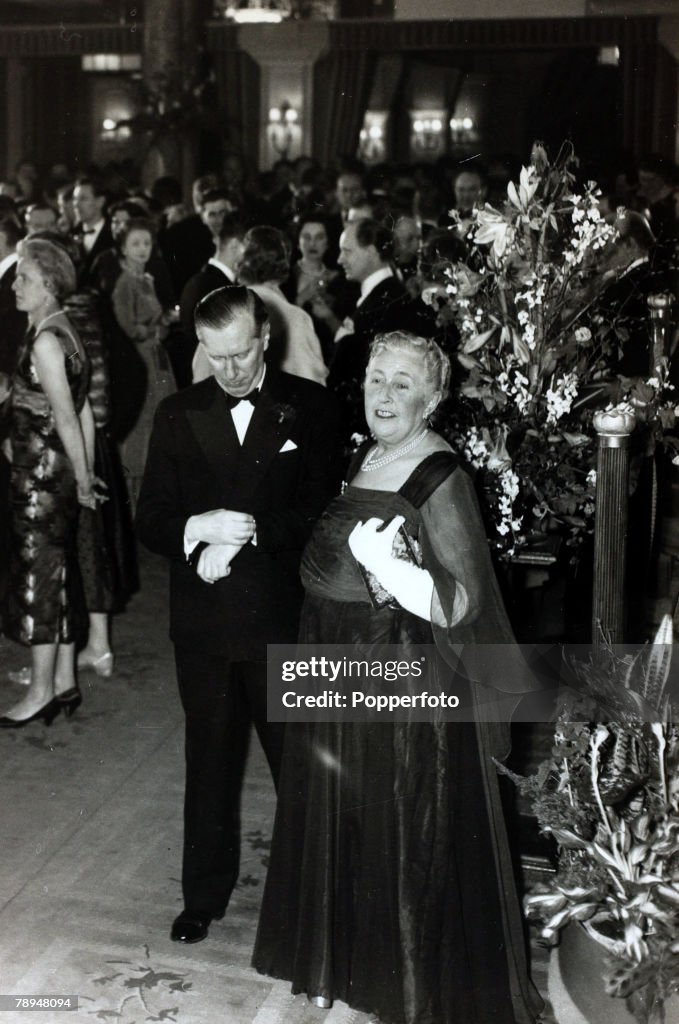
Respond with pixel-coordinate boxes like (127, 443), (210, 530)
(170, 910), (215, 943)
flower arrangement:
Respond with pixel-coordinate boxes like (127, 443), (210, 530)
(500, 616), (679, 1023)
(429, 142), (676, 558)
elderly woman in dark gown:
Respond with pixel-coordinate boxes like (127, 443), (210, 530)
(253, 331), (543, 1024)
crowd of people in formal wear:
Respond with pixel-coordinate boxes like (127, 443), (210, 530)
(0, 146), (677, 1024)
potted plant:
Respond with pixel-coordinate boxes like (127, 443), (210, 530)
(500, 615), (679, 1023)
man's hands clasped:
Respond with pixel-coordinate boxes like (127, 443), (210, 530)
(196, 543), (242, 585)
(186, 509), (256, 584)
(187, 509), (256, 546)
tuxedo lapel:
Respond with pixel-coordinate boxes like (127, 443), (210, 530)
(186, 378), (240, 491)
(238, 373), (297, 494)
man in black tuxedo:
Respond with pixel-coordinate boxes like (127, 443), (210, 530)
(159, 176), (227, 296)
(0, 216), (27, 376)
(177, 213), (246, 385)
(329, 217), (415, 441)
(71, 177), (114, 288)
(0, 215), (26, 607)
(598, 211), (664, 377)
(325, 166), (366, 262)
(136, 285), (340, 944)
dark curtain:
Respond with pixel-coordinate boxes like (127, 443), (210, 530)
(0, 58), (6, 175)
(652, 44), (678, 157)
(620, 40), (661, 157)
(392, 53), (466, 162)
(530, 50), (623, 172)
(313, 47), (376, 169)
(213, 47), (260, 172)
(31, 57), (88, 170)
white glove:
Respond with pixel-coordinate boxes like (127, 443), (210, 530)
(348, 516), (435, 621)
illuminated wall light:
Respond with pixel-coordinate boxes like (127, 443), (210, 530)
(225, 6), (283, 22)
(267, 101), (300, 160)
(410, 109), (446, 159)
(450, 114), (476, 145)
(83, 53), (141, 73)
(102, 118), (117, 131)
(598, 45), (620, 66)
(357, 110), (388, 164)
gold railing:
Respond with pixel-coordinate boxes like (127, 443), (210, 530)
(591, 292), (675, 645)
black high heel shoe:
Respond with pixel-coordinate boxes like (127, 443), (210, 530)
(0, 698), (61, 728)
(56, 688), (82, 718)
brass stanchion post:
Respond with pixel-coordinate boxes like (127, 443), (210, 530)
(592, 407), (636, 647)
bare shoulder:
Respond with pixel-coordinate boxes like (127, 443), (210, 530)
(32, 329), (63, 360)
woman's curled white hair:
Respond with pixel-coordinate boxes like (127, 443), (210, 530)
(368, 331), (451, 405)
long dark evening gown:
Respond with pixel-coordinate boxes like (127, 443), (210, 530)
(253, 452), (542, 1024)
(5, 316), (89, 645)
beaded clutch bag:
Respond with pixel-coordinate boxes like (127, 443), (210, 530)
(358, 524), (423, 610)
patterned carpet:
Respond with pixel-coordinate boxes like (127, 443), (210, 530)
(0, 552), (554, 1024)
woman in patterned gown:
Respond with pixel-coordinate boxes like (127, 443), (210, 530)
(0, 238), (98, 727)
(253, 332), (543, 1024)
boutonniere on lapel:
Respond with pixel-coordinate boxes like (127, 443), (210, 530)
(273, 402), (296, 428)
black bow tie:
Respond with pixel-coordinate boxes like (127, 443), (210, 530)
(224, 389), (259, 410)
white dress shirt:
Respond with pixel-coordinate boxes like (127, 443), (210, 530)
(227, 365), (266, 444)
(82, 218), (105, 253)
(183, 367), (266, 557)
(356, 266), (393, 307)
(0, 251), (18, 281)
(207, 257), (236, 282)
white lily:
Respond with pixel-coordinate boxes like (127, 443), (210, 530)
(507, 164), (540, 212)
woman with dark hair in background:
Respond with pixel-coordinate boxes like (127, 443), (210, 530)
(111, 217), (176, 505)
(285, 213), (357, 363)
(90, 199), (175, 307)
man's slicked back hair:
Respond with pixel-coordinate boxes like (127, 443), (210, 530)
(194, 284), (269, 337)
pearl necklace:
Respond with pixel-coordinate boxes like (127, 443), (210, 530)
(361, 428), (428, 472)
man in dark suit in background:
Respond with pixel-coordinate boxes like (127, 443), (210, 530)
(598, 210), (663, 377)
(159, 175), (223, 296)
(71, 177), (114, 288)
(0, 215), (27, 608)
(0, 216), (27, 377)
(177, 213), (246, 386)
(136, 285), (340, 945)
(329, 217), (415, 441)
